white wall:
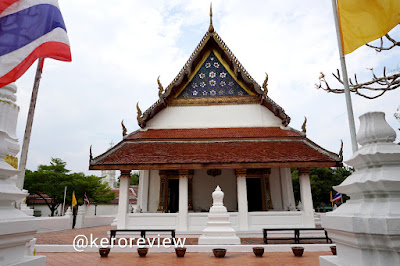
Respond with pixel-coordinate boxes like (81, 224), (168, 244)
(148, 170), (160, 212)
(269, 168), (283, 211)
(30, 205), (62, 217)
(84, 204), (119, 216)
(192, 169), (237, 212)
(146, 104), (283, 129)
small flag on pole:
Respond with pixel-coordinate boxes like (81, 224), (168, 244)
(337, 0), (400, 54)
(330, 191), (333, 207)
(72, 191), (77, 207)
(332, 192), (342, 203)
(0, 0), (72, 87)
(84, 192), (90, 206)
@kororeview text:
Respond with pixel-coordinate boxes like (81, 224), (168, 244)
(73, 234), (186, 252)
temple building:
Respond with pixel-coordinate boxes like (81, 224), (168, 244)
(89, 11), (342, 233)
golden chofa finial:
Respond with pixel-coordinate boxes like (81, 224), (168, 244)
(157, 76), (164, 98)
(121, 120), (127, 137)
(136, 102), (143, 122)
(89, 145), (93, 161)
(339, 139), (344, 160)
(208, 3), (214, 33)
(301, 116), (307, 134)
(262, 72), (268, 95)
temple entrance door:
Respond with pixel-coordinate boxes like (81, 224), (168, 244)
(167, 179), (179, 213)
(246, 178), (264, 212)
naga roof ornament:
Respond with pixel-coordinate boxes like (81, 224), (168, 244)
(157, 76), (164, 98)
(262, 73), (268, 95)
(301, 117), (307, 134)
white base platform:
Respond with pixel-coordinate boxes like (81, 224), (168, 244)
(36, 243), (334, 253)
(320, 255), (341, 266)
(8, 255), (46, 266)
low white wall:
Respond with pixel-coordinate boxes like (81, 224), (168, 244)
(79, 215), (116, 228)
(248, 211), (304, 230)
(84, 204), (119, 216)
(126, 213), (178, 229)
(36, 216), (72, 233)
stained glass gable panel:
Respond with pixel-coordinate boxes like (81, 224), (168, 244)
(177, 51), (249, 98)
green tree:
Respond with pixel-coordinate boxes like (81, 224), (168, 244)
(24, 158), (115, 216)
(291, 167), (353, 209)
(117, 171), (139, 186)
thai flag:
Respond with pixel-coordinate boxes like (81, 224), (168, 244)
(0, 0), (71, 87)
(84, 192), (90, 206)
(332, 192), (342, 202)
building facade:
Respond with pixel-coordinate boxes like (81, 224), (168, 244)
(90, 16), (341, 233)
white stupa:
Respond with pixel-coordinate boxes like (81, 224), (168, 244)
(101, 141), (116, 189)
(198, 185), (240, 245)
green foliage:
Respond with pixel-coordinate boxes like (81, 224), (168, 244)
(291, 167), (353, 208)
(117, 171), (140, 186)
(24, 158), (115, 216)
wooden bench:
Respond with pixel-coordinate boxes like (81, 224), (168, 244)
(263, 228), (332, 244)
(109, 229), (176, 243)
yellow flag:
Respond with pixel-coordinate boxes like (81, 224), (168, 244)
(72, 191), (77, 206)
(330, 191), (333, 207)
(338, 0), (400, 54)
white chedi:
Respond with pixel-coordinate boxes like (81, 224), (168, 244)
(320, 112), (400, 266)
(0, 83), (46, 265)
(198, 185), (240, 245)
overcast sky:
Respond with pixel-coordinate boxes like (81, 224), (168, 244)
(14, 0), (400, 176)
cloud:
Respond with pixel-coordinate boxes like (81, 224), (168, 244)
(13, 0), (400, 175)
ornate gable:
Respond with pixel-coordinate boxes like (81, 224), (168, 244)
(177, 51), (250, 98)
(137, 12), (291, 128)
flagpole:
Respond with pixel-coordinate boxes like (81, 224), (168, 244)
(17, 57), (44, 190)
(62, 186), (67, 216)
(331, 0), (358, 153)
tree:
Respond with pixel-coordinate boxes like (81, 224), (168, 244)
(117, 171), (139, 186)
(291, 167), (353, 209)
(24, 158), (115, 216)
(316, 26), (400, 99)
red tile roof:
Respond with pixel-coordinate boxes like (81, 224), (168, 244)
(90, 127), (341, 170)
(128, 127), (301, 140)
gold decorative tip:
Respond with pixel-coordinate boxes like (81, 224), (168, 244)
(157, 76), (164, 98)
(301, 116), (307, 134)
(89, 145), (93, 161)
(121, 120), (127, 137)
(339, 140), (343, 160)
(136, 102), (143, 123)
(262, 72), (268, 95)
(319, 72), (325, 80)
(208, 3), (214, 32)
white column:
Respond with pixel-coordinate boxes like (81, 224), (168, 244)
(280, 168), (296, 211)
(138, 170), (149, 212)
(236, 169), (249, 231)
(117, 170), (130, 229)
(299, 168), (315, 227)
(178, 170), (189, 231)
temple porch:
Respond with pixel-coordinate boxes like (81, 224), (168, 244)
(116, 167), (315, 233)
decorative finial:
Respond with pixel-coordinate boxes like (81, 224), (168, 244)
(208, 3), (214, 33)
(301, 116), (307, 133)
(89, 145), (93, 161)
(262, 72), (268, 95)
(121, 120), (127, 137)
(339, 139), (343, 160)
(136, 102), (143, 123)
(157, 76), (164, 98)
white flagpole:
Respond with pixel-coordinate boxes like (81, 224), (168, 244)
(17, 57), (44, 189)
(331, 0), (358, 153)
(62, 186), (67, 216)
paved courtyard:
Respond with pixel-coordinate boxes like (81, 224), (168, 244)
(39, 251), (331, 265)
(35, 226), (333, 265)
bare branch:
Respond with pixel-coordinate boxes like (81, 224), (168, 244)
(366, 33), (400, 52)
(316, 68), (400, 99)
